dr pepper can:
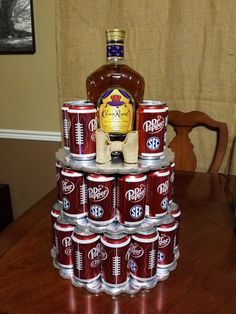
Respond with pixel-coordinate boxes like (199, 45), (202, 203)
(86, 173), (116, 225)
(61, 168), (87, 219)
(61, 101), (71, 151)
(130, 228), (159, 282)
(157, 215), (178, 270)
(117, 173), (147, 226)
(71, 227), (101, 285)
(101, 233), (131, 288)
(54, 216), (75, 278)
(137, 100), (168, 159)
(146, 168), (169, 218)
(68, 100), (97, 160)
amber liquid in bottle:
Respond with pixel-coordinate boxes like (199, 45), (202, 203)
(86, 29), (145, 142)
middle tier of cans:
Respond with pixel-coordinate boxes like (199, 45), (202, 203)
(56, 159), (175, 230)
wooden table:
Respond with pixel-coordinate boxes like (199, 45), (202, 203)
(0, 172), (235, 314)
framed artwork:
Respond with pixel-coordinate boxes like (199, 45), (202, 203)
(0, 0), (35, 54)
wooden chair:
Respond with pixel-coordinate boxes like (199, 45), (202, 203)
(168, 110), (228, 173)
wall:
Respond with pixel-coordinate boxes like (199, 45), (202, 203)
(0, 139), (61, 219)
(0, 0), (61, 219)
(0, 0), (60, 132)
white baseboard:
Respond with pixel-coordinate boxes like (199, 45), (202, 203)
(0, 129), (62, 142)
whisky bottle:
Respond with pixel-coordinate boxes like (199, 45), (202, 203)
(86, 29), (145, 141)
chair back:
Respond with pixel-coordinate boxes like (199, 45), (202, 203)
(168, 110), (228, 173)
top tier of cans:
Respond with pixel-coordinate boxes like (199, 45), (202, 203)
(61, 100), (168, 161)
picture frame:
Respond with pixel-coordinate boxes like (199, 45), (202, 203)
(0, 0), (35, 54)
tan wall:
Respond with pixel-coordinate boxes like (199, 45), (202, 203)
(0, 0), (62, 220)
(0, 139), (61, 219)
(0, 0), (60, 132)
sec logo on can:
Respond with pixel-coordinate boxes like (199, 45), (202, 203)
(146, 137), (160, 150)
(63, 197), (70, 210)
(90, 204), (104, 218)
(158, 251), (165, 262)
(130, 205), (143, 219)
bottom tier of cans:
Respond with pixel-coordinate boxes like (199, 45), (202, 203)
(51, 202), (180, 296)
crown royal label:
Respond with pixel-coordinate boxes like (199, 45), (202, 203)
(98, 88), (134, 134)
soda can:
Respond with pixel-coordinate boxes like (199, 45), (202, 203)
(129, 228), (159, 283)
(163, 105), (169, 148)
(137, 100), (168, 159)
(55, 161), (63, 204)
(86, 173), (116, 225)
(54, 216), (75, 278)
(167, 161), (175, 204)
(61, 102), (72, 151)
(168, 202), (181, 259)
(101, 233), (131, 288)
(50, 206), (61, 258)
(117, 173), (147, 226)
(156, 215), (178, 277)
(61, 168), (87, 219)
(71, 227), (101, 285)
(68, 100), (97, 160)
(146, 168), (169, 218)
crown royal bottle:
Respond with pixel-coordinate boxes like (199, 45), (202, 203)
(86, 29), (145, 141)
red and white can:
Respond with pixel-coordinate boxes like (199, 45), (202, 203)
(146, 168), (169, 218)
(101, 233), (131, 287)
(86, 173), (116, 225)
(61, 101), (72, 151)
(71, 227), (101, 284)
(61, 168), (87, 218)
(163, 105), (169, 148)
(157, 216), (178, 268)
(50, 206), (61, 257)
(130, 228), (159, 282)
(55, 161), (63, 204)
(169, 202), (181, 253)
(117, 173), (147, 226)
(54, 217), (75, 277)
(167, 161), (175, 204)
(68, 100), (97, 160)
(137, 100), (168, 159)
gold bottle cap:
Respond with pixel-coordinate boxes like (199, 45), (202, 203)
(106, 29), (125, 41)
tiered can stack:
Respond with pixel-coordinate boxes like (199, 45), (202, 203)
(51, 100), (181, 295)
